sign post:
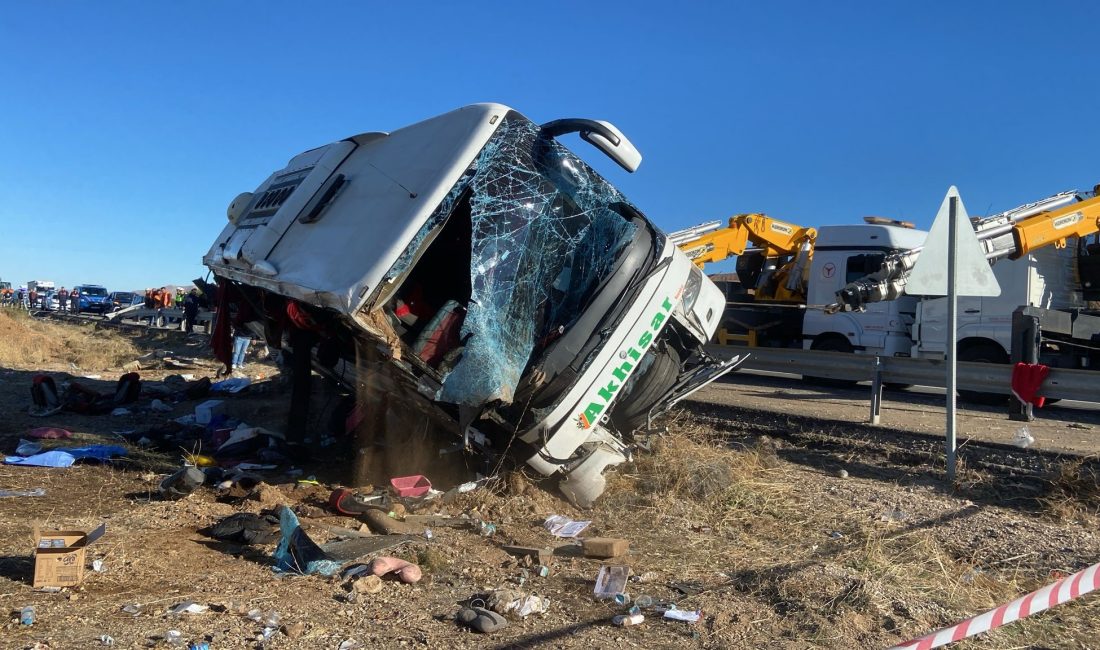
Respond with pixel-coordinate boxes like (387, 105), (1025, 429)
(907, 187), (1001, 482)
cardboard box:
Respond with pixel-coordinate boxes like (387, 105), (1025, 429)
(195, 399), (226, 425)
(32, 523), (105, 588)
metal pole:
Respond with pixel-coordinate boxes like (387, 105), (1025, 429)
(946, 196), (958, 482)
(869, 356), (883, 425)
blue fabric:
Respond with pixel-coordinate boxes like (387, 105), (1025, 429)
(3, 445), (128, 468)
(4, 451), (77, 467)
(272, 507), (341, 576)
(211, 377), (251, 393)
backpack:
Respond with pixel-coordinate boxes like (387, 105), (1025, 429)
(31, 375), (60, 410)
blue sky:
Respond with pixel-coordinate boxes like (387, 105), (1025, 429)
(1, 1), (1098, 290)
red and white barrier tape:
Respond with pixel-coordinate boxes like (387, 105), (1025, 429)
(889, 560), (1100, 649)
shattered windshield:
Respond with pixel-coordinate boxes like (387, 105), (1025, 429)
(431, 113), (644, 407)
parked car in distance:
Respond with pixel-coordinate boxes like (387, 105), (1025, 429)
(107, 291), (143, 312)
(73, 285), (110, 314)
(39, 290), (59, 311)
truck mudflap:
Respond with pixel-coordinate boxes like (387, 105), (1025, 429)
(644, 351), (748, 425)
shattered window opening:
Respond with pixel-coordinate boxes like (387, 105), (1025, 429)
(382, 113), (645, 408)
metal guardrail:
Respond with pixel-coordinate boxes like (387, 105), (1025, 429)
(705, 345), (1099, 404)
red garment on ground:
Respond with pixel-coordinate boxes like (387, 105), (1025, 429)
(1011, 362), (1050, 408)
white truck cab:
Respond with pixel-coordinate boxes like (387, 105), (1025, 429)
(803, 224), (926, 355)
(204, 104), (736, 506)
(804, 222), (1084, 364)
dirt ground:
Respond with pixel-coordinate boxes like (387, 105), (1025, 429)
(1, 311), (1099, 649)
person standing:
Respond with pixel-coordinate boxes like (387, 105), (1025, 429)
(70, 289), (80, 314)
(29, 288), (37, 310)
(183, 289), (200, 334)
(57, 287), (69, 312)
(231, 322), (252, 374)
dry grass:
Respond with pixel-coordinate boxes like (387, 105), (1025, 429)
(0, 309), (139, 371)
(1040, 456), (1100, 521)
(595, 418), (1093, 647)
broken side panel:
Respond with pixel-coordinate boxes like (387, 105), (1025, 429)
(436, 114), (637, 407)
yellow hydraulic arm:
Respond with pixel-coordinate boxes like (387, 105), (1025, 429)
(1010, 190), (1100, 258)
(677, 213), (818, 267)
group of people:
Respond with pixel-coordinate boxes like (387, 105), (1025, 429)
(0, 287), (81, 312)
(142, 287), (202, 333)
(55, 287), (81, 313)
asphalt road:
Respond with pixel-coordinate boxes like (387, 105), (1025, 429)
(695, 368), (1100, 457)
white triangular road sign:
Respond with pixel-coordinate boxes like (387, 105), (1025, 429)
(907, 186), (1001, 297)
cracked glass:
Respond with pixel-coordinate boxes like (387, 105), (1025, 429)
(425, 114), (640, 407)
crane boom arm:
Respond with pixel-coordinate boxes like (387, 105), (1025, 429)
(826, 188), (1100, 313)
(672, 213), (817, 267)
(1010, 192), (1100, 257)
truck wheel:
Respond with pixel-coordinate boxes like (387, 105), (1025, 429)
(957, 341), (1009, 405)
(804, 336), (858, 388)
(609, 343), (681, 434)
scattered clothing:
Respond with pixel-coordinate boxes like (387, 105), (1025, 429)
(201, 513), (280, 545)
(4, 445), (128, 468)
(1011, 362), (1051, 407)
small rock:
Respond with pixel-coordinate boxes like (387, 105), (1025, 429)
(836, 469), (849, 479)
(250, 482), (287, 508)
(282, 621), (305, 640)
(352, 575), (383, 594)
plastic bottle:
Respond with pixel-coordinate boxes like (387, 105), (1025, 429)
(20, 605), (35, 626)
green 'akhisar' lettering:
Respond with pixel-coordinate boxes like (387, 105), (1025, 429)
(578, 296), (674, 428)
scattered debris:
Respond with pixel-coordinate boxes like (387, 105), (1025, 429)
(159, 467), (206, 500)
(26, 427), (73, 440)
(201, 512), (280, 545)
(662, 608), (702, 623)
(15, 439), (43, 455)
(582, 537), (629, 559)
(457, 606), (508, 633)
(211, 377), (251, 393)
(367, 556), (422, 583)
(544, 514), (591, 537)
(32, 523), (106, 588)
(879, 508), (907, 523)
(0, 487), (46, 497)
(487, 588), (550, 618)
(5, 444), (128, 468)
(272, 507), (342, 576)
(1014, 426), (1035, 448)
(502, 546), (553, 565)
(612, 613), (644, 626)
(593, 565), (630, 600)
(390, 474), (432, 497)
(195, 399), (226, 425)
(168, 601), (209, 615)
